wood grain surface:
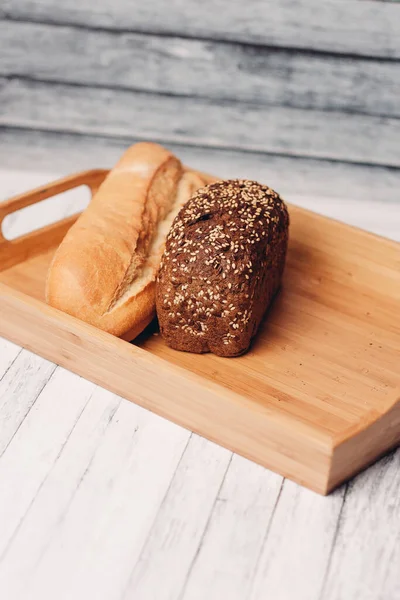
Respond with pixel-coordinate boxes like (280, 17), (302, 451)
(0, 168), (399, 600)
(1, 21), (399, 118)
(2, 78), (399, 167)
(0, 168), (399, 495)
(0, 342), (399, 600)
(2, 130), (400, 215)
(1, 0), (399, 193)
(2, 0), (399, 58)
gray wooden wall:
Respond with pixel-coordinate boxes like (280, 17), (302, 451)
(1, 0), (400, 203)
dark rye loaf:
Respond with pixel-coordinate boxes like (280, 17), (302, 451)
(156, 180), (289, 357)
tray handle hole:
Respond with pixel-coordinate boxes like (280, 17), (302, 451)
(1, 185), (91, 241)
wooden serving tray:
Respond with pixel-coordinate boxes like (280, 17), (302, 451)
(0, 169), (399, 494)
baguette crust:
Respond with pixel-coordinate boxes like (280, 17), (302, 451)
(46, 142), (204, 338)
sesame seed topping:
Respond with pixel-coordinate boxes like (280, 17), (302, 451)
(157, 178), (289, 349)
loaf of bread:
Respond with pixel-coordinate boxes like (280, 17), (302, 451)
(156, 180), (289, 356)
(46, 142), (205, 340)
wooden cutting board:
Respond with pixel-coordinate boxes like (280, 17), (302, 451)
(0, 169), (399, 494)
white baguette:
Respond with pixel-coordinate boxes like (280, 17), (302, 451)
(46, 142), (205, 339)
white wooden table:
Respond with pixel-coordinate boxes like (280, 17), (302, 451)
(0, 153), (399, 600)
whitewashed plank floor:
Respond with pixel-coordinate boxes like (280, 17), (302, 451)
(0, 161), (399, 600)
